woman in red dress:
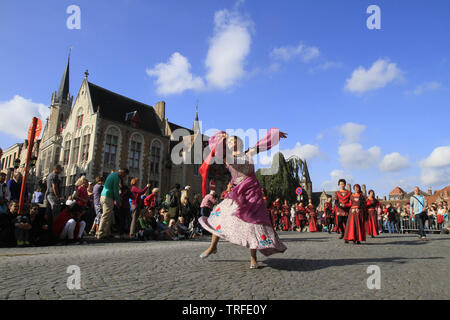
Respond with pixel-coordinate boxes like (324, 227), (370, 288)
(296, 202), (307, 232)
(365, 190), (380, 238)
(272, 198), (281, 231)
(307, 199), (318, 232)
(281, 200), (290, 231)
(344, 184), (367, 244)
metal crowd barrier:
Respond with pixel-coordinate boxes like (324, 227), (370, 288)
(399, 217), (443, 234)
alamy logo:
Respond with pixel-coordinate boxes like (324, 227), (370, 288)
(366, 5), (381, 30)
(66, 5), (81, 30)
(366, 265), (381, 289)
(66, 265), (81, 290)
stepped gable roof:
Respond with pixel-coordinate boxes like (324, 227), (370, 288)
(87, 82), (162, 135)
(426, 186), (450, 204)
(389, 187), (406, 195)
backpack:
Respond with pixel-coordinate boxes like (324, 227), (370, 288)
(168, 191), (178, 208)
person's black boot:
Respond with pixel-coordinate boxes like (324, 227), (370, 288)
(339, 233), (344, 239)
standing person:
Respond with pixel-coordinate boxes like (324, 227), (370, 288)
(73, 177), (89, 208)
(296, 202), (307, 232)
(272, 198), (282, 231)
(168, 184), (182, 221)
(386, 204), (397, 234)
(395, 202), (403, 233)
(118, 185), (133, 240)
(144, 188), (159, 210)
(31, 187), (44, 204)
(180, 195), (193, 226)
(410, 186), (429, 241)
(437, 202), (446, 230)
(335, 179), (351, 239)
(365, 190), (380, 238)
(129, 178), (150, 239)
(281, 200), (290, 231)
(0, 172), (10, 213)
(8, 172), (24, 202)
(45, 165), (63, 223)
(306, 199), (318, 232)
(324, 195), (334, 234)
(377, 204), (384, 233)
(89, 176), (105, 236)
(96, 169), (129, 240)
(290, 205), (296, 231)
(198, 129), (287, 269)
(344, 184), (366, 244)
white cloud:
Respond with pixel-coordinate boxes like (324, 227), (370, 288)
(379, 152), (410, 172)
(258, 142), (323, 166)
(345, 58), (403, 94)
(420, 146), (450, 168)
(0, 95), (49, 140)
(205, 7), (253, 89)
(419, 146), (450, 187)
(146, 52), (205, 95)
(339, 122), (366, 144)
(270, 43), (320, 63)
(321, 169), (354, 191)
(338, 143), (381, 169)
(411, 81), (442, 95)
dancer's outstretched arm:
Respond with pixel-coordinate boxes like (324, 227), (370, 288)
(246, 128), (287, 157)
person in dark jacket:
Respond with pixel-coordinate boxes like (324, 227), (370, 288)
(167, 184), (182, 220)
(0, 201), (16, 247)
(386, 204), (397, 234)
(29, 203), (52, 246)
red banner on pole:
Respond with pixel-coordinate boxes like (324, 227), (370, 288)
(18, 117), (40, 214)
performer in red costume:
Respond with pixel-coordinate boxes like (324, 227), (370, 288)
(296, 202), (307, 232)
(306, 199), (318, 232)
(335, 179), (352, 239)
(281, 200), (291, 231)
(344, 184), (367, 244)
(272, 198), (281, 231)
(323, 195), (335, 234)
(365, 190), (380, 238)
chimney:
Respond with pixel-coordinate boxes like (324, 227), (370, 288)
(155, 101), (166, 121)
(362, 184), (367, 196)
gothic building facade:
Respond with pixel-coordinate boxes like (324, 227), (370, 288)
(33, 56), (218, 198)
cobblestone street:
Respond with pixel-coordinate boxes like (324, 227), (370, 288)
(1, 232), (449, 300)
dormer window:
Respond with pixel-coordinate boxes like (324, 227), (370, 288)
(125, 111), (140, 128)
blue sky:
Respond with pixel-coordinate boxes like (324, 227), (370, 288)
(0, 0), (449, 196)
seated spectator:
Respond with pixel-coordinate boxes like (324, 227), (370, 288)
(31, 187), (44, 204)
(29, 203), (51, 246)
(147, 208), (177, 240)
(136, 210), (158, 241)
(12, 201), (32, 246)
(176, 216), (191, 240)
(52, 202), (86, 244)
(162, 211), (170, 225)
(0, 201), (15, 247)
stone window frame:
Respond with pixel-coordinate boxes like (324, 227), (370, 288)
(149, 138), (163, 188)
(128, 132), (144, 182)
(101, 125), (122, 174)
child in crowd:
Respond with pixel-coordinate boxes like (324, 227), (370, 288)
(137, 209), (158, 241)
(13, 201), (32, 246)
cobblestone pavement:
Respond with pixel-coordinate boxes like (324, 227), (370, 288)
(0, 232), (449, 300)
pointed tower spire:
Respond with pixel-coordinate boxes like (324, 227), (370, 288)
(192, 100), (200, 133)
(56, 48), (71, 104)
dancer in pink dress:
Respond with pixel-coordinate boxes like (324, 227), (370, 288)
(198, 128), (288, 269)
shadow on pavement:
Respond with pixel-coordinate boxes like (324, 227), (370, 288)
(264, 256), (444, 272)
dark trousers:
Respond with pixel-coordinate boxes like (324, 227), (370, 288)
(298, 220), (307, 230)
(416, 212), (428, 237)
(200, 207), (212, 235)
(326, 217), (335, 232)
(118, 208), (131, 236)
(338, 216), (348, 234)
(15, 228), (30, 242)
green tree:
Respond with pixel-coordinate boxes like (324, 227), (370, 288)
(256, 152), (306, 204)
